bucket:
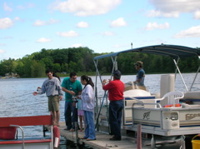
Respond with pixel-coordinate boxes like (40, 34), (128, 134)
(191, 135), (200, 149)
(0, 127), (17, 140)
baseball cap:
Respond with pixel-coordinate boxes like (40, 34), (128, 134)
(134, 61), (143, 67)
(113, 70), (121, 78)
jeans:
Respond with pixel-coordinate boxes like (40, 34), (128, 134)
(109, 100), (124, 139)
(84, 111), (96, 139)
(64, 100), (78, 129)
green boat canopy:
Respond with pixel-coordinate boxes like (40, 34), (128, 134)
(94, 44), (200, 60)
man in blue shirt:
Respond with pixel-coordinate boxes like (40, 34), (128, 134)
(134, 61), (145, 86)
(62, 72), (82, 131)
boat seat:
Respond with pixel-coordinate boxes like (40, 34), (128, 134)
(159, 91), (184, 107)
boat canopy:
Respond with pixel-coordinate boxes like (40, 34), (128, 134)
(94, 44), (200, 60)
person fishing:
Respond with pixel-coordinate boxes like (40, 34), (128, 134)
(33, 70), (63, 126)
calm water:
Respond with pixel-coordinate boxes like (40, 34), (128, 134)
(0, 73), (199, 138)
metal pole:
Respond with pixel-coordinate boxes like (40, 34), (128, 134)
(173, 59), (188, 91)
(10, 125), (25, 149)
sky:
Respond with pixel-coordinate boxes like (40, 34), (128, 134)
(0, 0), (200, 60)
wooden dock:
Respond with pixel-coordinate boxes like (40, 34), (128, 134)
(58, 122), (150, 149)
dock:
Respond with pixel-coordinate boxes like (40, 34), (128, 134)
(58, 122), (184, 149)
(59, 122), (150, 149)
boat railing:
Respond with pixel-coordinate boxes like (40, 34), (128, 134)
(0, 115), (53, 149)
(10, 125), (25, 149)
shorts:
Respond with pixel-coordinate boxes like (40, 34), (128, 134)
(48, 95), (60, 112)
(78, 110), (84, 116)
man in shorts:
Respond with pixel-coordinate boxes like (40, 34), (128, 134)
(33, 70), (63, 126)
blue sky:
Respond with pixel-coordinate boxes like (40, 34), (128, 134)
(0, 0), (200, 60)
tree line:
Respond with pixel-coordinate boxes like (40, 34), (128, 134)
(0, 47), (199, 78)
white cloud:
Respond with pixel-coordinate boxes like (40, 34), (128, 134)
(33, 19), (58, 26)
(52, 0), (121, 16)
(110, 17), (127, 27)
(147, 10), (179, 18)
(175, 26), (200, 38)
(3, 3), (12, 12)
(194, 10), (200, 19)
(102, 31), (114, 36)
(14, 17), (21, 21)
(0, 18), (13, 29)
(148, 0), (200, 17)
(76, 22), (89, 28)
(57, 30), (79, 37)
(36, 38), (52, 43)
(145, 22), (170, 30)
(0, 49), (5, 54)
(34, 20), (45, 26)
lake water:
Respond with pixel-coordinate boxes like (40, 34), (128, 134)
(0, 73), (199, 139)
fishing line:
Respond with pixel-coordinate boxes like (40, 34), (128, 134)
(1, 92), (34, 100)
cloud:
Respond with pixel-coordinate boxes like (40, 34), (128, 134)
(57, 30), (79, 37)
(36, 38), (52, 43)
(52, 0), (121, 16)
(110, 17), (127, 27)
(147, 10), (179, 18)
(3, 2), (12, 12)
(14, 17), (21, 21)
(0, 18), (14, 29)
(102, 31), (114, 36)
(194, 10), (200, 19)
(145, 22), (170, 30)
(148, 0), (200, 17)
(175, 26), (200, 38)
(0, 49), (5, 54)
(33, 19), (59, 26)
(76, 22), (89, 28)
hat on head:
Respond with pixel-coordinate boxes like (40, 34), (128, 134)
(134, 61), (143, 67)
(113, 70), (121, 79)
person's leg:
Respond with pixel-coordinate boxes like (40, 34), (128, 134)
(52, 96), (60, 126)
(64, 101), (72, 130)
(109, 100), (123, 140)
(83, 111), (89, 138)
(72, 104), (78, 130)
(78, 110), (84, 131)
(56, 111), (60, 126)
(48, 97), (55, 125)
(52, 111), (57, 126)
(116, 100), (123, 138)
(87, 111), (96, 140)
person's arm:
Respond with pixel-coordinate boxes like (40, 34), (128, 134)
(84, 85), (94, 103)
(33, 82), (46, 96)
(62, 87), (75, 95)
(102, 80), (112, 90)
(55, 78), (63, 100)
(61, 78), (75, 95)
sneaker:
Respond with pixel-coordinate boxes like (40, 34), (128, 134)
(109, 137), (121, 141)
(69, 128), (75, 132)
(86, 138), (96, 141)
